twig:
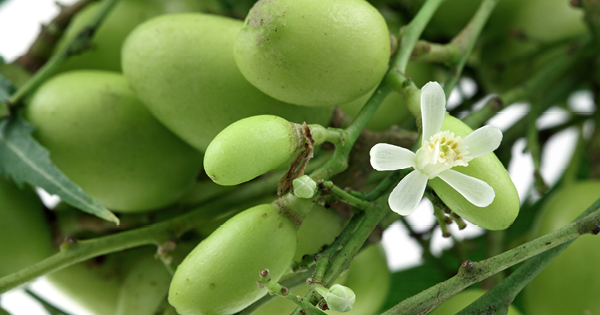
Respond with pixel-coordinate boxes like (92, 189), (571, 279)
(6, 0), (121, 111)
(15, 0), (97, 73)
(381, 199), (600, 315)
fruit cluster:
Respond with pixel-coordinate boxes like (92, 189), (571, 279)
(1, 0), (599, 314)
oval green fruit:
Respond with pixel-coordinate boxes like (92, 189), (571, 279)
(430, 289), (522, 315)
(54, 0), (212, 72)
(168, 203), (297, 315)
(293, 204), (348, 262)
(47, 254), (127, 315)
(115, 254), (172, 315)
(204, 115), (302, 186)
(0, 178), (53, 277)
(25, 71), (202, 212)
(234, 0), (390, 107)
(524, 181), (600, 315)
(122, 13), (332, 152)
(427, 115), (519, 230)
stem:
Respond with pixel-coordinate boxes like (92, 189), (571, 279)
(459, 198), (600, 314)
(15, 0), (97, 73)
(7, 0), (121, 108)
(258, 270), (326, 315)
(443, 0), (500, 96)
(236, 269), (314, 315)
(462, 37), (590, 128)
(389, 0), (445, 75)
(381, 200), (600, 315)
(320, 181), (371, 209)
(0, 174), (277, 294)
(410, 40), (461, 64)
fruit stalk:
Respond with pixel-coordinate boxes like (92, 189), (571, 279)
(462, 37), (590, 128)
(0, 172), (280, 294)
(381, 198), (600, 315)
(5, 0), (120, 110)
(442, 0), (501, 96)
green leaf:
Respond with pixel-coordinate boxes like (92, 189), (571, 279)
(25, 289), (71, 315)
(0, 115), (119, 224)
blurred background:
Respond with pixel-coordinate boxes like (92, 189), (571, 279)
(0, 0), (592, 314)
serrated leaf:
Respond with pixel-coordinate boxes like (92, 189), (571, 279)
(0, 115), (119, 224)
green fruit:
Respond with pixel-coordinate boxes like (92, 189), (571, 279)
(47, 254), (127, 315)
(234, 0), (390, 107)
(204, 115), (302, 186)
(429, 289), (522, 315)
(122, 13), (332, 152)
(0, 177), (53, 277)
(168, 203), (297, 315)
(252, 244), (390, 315)
(54, 0), (211, 72)
(338, 61), (433, 131)
(115, 254), (172, 315)
(428, 115), (519, 230)
(524, 181), (600, 315)
(25, 71), (202, 212)
(293, 204), (347, 262)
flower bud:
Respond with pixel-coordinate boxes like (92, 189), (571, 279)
(315, 284), (356, 312)
(293, 175), (318, 199)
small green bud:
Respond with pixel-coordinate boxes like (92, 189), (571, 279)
(315, 284), (356, 312)
(292, 175), (317, 199)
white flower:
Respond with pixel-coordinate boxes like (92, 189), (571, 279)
(369, 82), (502, 216)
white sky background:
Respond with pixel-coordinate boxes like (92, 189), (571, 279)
(0, 0), (590, 314)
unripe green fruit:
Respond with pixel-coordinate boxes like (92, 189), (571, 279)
(428, 115), (519, 230)
(0, 178), (53, 277)
(25, 71), (202, 212)
(122, 13), (332, 152)
(168, 203), (297, 315)
(339, 62), (434, 131)
(47, 254), (127, 315)
(253, 244), (390, 315)
(429, 289), (522, 315)
(234, 0), (390, 107)
(204, 115), (302, 186)
(115, 254), (172, 315)
(293, 204), (347, 262)
(54, 0), (212, 72)
(524, 181), (600, 315)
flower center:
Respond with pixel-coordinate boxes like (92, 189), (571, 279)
(415, 130), (471, 178)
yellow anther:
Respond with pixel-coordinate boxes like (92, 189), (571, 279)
(451, 143), (458, 149)
(440, 137), (446, 144)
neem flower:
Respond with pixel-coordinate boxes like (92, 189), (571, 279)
(370, 82), (503, 216)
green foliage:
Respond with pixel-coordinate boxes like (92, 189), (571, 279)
(0, 115), (118, 223)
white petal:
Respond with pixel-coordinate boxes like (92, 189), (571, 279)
(370, 143), (416, 171)
(388, 170), (428, 215)
(421, 82), (447, 146)
(437, 169), (495, 207)
(463, 125), (503, 158)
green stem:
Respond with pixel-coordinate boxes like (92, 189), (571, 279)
(7, 0), (120, 108)
(459, 198), (600, 314)
(389, 0), (445, 74)
(308, 124), (346, 146)
(462, 37), (590, 128)
(443, 0), (500, 96)
(258, 270), (327, 315)
(236, 269), (314, 315)
(320, 181), (371, 209)
(0, 174), (276, 294)
(410, 40), (461, 64)
(381, 200), (600, 315)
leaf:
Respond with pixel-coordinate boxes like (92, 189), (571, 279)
(0, 115), (119, 224)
